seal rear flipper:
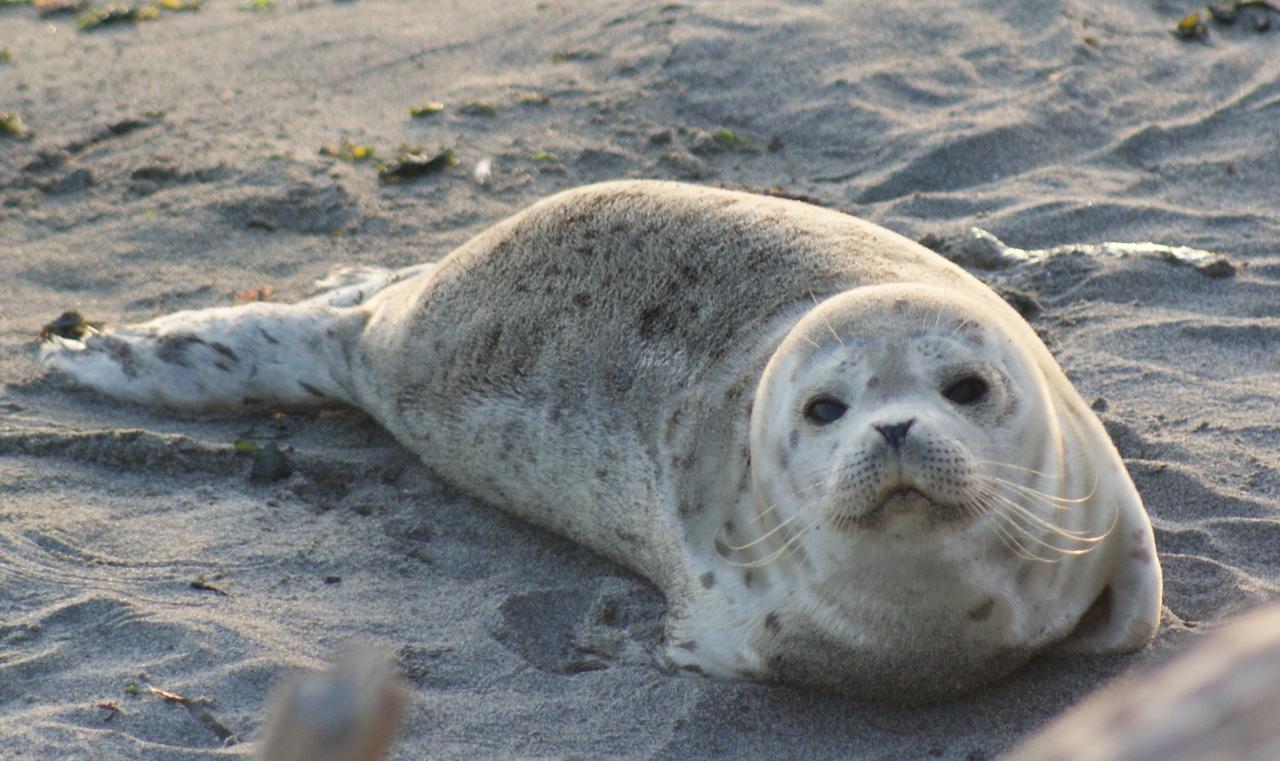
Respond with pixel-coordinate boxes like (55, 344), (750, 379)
(39, 301), (367, 412)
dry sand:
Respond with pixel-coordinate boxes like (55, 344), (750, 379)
(2, 0), (1279, 759)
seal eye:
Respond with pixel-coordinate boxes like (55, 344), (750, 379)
(803, 396), (848, 425)
(943, 375), (989, 405)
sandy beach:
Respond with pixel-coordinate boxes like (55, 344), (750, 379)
(2, 0), (1279, 758)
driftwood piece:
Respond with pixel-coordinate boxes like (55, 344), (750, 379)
(1003, 604), (1280, 761)
(257, 649), (406, 761)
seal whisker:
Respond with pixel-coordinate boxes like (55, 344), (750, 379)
(994, 523), (1064, 563)
(749, 473), (830, 524)
(722, 505), (811, 552)
(984, 472), (1099, 505)
(980, 502), (1062, 563)
(808, 290), (845, 348)
(984, 490), (1111, 544)
(978, 476), (1086, 512)
(985, 478), (1120, 545)
(967, 484), (1092, 562)
(985, 496), (1110, 558)
(720, 515), (818, 568)
(973, 459), (1065, 480)
(982, 503), (1076, 562)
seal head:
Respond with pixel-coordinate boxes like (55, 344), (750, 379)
(705, 283), (1158, 700)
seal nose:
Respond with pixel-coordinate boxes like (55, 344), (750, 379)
(874, 419), (915, 451)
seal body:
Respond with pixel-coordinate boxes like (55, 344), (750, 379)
(41, 181), (1163, 701)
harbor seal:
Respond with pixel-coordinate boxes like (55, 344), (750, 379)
(39, 180), (1162, 701)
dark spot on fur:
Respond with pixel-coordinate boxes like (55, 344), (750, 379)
(637, 305), (669, 340)
(676, 640), (698, 651)
(214, 361), (232, 373)
(892, 299), (909, 314)
(742, 569), (753, 587)
(257, 328), (279, 345)
(298, 381), (325, 398)
(764, 612), (781, 634)
(723, 520), (735, 534)
(967, 599), (995, 622)
(778, 449), (788, 469)
(678, 502), (704, 518)
(679, 664), (704, 674)
(724, 384), (742, 401)
(575, 245), (593, 257)
(97, 337), (139, 378)
(483, 325), (502, 357)
(866, 375), (880, 389)
(595, 468), (608, 479)
(789, 429), (799, 449)
(665, 408), (683, 442)
(572, 292), (592, 308)
(156, 333), (207, 367)
(713, 538), (731, 557)
(700, 572), (716, 589)
(1130, 548), (1151, 563)
(210, 343), (236, 362)
(618, 530), (643, 547)
(499, 421), (523, 454)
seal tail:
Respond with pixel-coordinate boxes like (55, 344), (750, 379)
(40, 300), (368, 412)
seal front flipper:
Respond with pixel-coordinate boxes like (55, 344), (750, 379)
(1052, 507), (1163, 655)
(39, 301), (368, 412)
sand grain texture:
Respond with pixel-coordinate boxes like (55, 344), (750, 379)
(2, 1), (1279, 759)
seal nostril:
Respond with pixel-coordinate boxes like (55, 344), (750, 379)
(874, 419), (915, 450)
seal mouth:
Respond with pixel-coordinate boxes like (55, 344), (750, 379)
(831, 485), (963, 531)
(875, 486), (930, 510)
